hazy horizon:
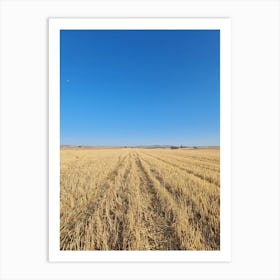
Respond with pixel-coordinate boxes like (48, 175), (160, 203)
(60, 144), (220, 147)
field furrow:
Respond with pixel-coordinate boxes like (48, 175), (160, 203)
(140, 155), (220, 249)
(60, 152), (130, 250)
(134, 153), (182, 250)
(148, 152), (220, 173)
(142, 151), (220, 186)
(136, 153), (208, 250)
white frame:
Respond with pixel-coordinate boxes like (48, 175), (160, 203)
(49, 18), (231, 262)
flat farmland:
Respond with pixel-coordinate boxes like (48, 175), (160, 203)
(60, 148), (220, 250)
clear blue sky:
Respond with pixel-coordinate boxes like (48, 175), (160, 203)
(60, 30), (220, 146)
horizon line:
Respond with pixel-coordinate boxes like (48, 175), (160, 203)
(60, 144), (220, 147)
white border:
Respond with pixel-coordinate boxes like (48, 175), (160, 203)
(49, 18), (231, 262)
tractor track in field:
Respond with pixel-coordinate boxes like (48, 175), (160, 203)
(60, 153), (130, 250)
(156, 154), (220, 173)
(142, 152), (220, 186)
(109, 155), (132, 250)
(134, 152), (182, 250)
(140, 156), (220, 250)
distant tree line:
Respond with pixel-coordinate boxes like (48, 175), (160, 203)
(170, 145), (198, 149)
(170, 146), (179, 149)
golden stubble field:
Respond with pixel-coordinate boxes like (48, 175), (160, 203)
(60, 148), (220, 251)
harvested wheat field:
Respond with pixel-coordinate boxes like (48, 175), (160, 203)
(60, 148), (220, 251)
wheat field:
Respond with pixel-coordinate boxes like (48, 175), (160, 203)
(60, 148), (220, 251)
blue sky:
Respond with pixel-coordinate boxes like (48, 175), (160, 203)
(60, 30), (220, 146)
